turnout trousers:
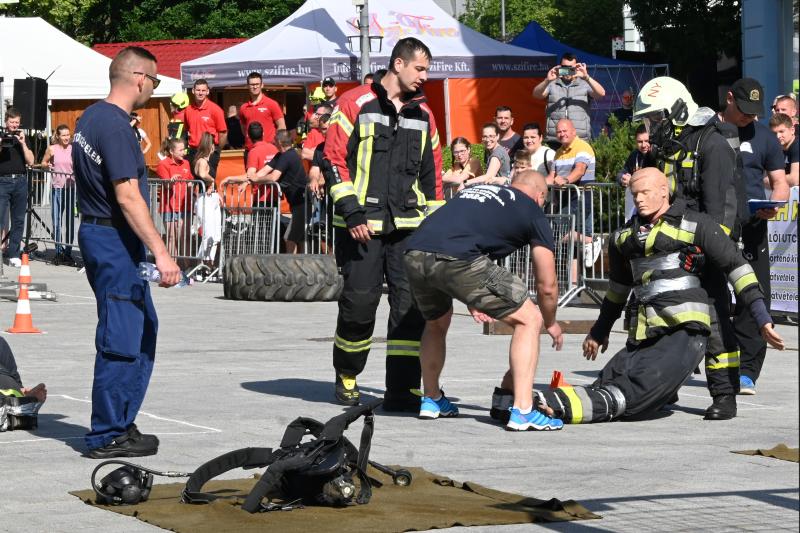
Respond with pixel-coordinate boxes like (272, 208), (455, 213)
(733, 219), (770, 382)
(703, 270), (741, 396)
(79, 222), (158, 450)
(332, 228), (424, 393)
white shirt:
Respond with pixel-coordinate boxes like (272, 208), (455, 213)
(529, 146), (555, 175)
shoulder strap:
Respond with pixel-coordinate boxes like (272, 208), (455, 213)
(544, 148), (554, 174)
(182, 447), (275, 504)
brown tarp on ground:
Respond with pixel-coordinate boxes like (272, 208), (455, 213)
(71, 465), (600, 532)
(732, 443), (800, 463)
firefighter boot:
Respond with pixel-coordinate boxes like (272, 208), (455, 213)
(704, 394), (737, 420)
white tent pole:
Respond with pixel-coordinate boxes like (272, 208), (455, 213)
(443, 78), (452, 145)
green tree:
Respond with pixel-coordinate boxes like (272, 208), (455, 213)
(459, 0), (561, 40)
(0, 0), (304, 44)
(626, 0), (741, 107)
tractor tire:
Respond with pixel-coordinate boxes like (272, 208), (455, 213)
(223, 254), (342, 302)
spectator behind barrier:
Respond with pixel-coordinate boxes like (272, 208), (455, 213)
(225, 105), (245, 149)
(155, 137), (193, 261)
(532, 52), (606, 146)
(521, 122), (554, 176)
(494, 106), (523, 157)
(301, 103), (333, 161)
(772, 94), (799, 138)
(129, 112), (152, 154)
(512, 149), (532, 178)
(462, 124), (510, 189)
(769, 113), (799, 187)
(617, 123), (655, 220)
(605, 89), (634, 132)
(0, 107), (36, 268)
(442, 137), (481, 196)
(192, 132), (216, 190)
(38, 123), (76, 266)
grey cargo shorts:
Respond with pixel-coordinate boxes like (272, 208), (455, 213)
(403, 250), (529, 321)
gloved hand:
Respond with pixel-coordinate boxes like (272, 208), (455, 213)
(678, 245), (705, 274)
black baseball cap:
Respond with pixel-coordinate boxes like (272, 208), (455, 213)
(322, 77), (336, 87)
(730, 78), (764, 116)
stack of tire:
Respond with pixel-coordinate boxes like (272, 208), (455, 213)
(223, 254), (343, 302)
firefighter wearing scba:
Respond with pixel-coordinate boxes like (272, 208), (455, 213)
(534, 168), (784, 424)
(632, 77), (744, 420)
(322, 38), (444, 411)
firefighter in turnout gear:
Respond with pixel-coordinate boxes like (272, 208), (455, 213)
(322, 38), (444, 411)
(534, 168), (784, 424)
(633, 77), (745, 420)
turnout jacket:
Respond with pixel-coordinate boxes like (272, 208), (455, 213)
(591, 198), (763, 345)
(323, 74), (444, 234)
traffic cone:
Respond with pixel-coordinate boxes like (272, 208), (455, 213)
(7, 284), (42, 334)
(550, 370), (571, 389)
(18, 253), (32, 285)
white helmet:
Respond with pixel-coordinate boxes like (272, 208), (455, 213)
(633, 76), (698, 127)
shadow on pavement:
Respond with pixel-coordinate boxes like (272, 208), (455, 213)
(241, 378), (382, 405)
(25, 413), (88, 453)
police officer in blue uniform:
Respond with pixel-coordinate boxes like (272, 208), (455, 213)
(72, 46), (181, 458)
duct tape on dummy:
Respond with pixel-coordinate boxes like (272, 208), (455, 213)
(0, 391), (42, 431)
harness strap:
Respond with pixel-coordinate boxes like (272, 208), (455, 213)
(181, 447), (274, 504)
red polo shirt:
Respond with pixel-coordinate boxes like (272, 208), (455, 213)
(239, 95), (284, 148)
(184, 98), (227, 148)
(246, 141), (280, 204)
(302, 127), (325, 151)
(155, 157), (192, 213)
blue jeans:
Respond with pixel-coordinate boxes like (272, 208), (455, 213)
(51, 187), (76, 255)
(79, 222), (158, 450)
(0, 174), (28, 259)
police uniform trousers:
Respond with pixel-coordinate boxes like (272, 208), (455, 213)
(702, 270), (741, 396)
(733, 219), (770, 382)
(79, 222), (158, 450)
(332, 227), (424, 393)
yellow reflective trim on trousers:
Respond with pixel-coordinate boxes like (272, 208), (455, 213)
(387, 340), (421, 347)
(354, 123), (374, 205)
(329, 182), (357, 203)
(0, 388), (24, 398)
(706, 350), (740, 370)
(733, 272), (759, 294)
(387, 350), (420, 357)
(559, 386), (583, 424)
(635, 305), (647, 340)
(334, 334), (372, 353)
(386, 340), (420, 357)
(646, 310), (711, 328)
(331, 110), (354, 136)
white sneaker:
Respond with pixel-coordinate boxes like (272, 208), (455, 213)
(583, 238), (602, 268)
(8, 258), (21, 268)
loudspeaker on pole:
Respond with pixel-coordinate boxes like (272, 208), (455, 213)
(13, 78), (48, 131)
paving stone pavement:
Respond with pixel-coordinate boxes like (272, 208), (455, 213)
(0, 261), (797, 532)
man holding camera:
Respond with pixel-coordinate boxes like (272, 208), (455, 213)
(533, 52), (605, 147)
(0, 108), (35, 267)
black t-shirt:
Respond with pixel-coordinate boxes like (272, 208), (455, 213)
(407, 184), (555, 261)
(271, 148), (307, 206)
(225, 116), (245, 149)
(498, 133), (523, 158)
(73, 101), (148, 219)
(738, 120), (785, 200)
(784, 137), (799, 175)
(0, 135), (27, 175)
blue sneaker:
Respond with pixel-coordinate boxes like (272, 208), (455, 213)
(419, 393), (459, 419)
(506, 407), (564, 431)
(739, 375), (756, 395)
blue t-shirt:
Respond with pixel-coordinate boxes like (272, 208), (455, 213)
(73, 101), (148, 219)
(407, 184), (555, 261)
(738, 120), (785, 201)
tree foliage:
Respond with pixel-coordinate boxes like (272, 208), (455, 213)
(0, 0), (304, 44)
(459, 0), (623, 58)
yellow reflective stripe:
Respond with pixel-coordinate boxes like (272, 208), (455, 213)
(387, 340), (421, 347)
(411, 179), (426, 210)
(355, 122), (374, 205)
(706, 350), (740, 369)
(720, 224), (731, 235)
(635, 305), (647, 340)
(386, 350), (420, 357)
(329, 182), (357, 203)
(647, 220), (695, 255)
(333, 214), (345, 227)
(386, 340), (421, 356)
(431, 129), (440, 150)
(367, 219), (383, 233)
(331, 110), (354, 136)
(394, 211), (425, 228)
(0, 388), (24, 398)
(616, 228), (632, 248)
(559, 386), (583, 424)
(642, 270), (653, 284)
(733, 272), (758, 294)
(426, 199), (445, 216)
(646, 311), (711, 328)
(334, 334), (372, 353)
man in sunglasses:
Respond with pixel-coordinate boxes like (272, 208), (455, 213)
(719, 78), (789, 397)
(72, 46), (181, 458)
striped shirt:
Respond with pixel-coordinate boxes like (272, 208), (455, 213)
(553, 137), (596, 183)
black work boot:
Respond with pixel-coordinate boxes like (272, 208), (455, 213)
(382, 388), (420, 413)
(334, 374), (360, 406)
(490, 387), (513, 423)
(87, 431), (158, 459)
(704, 394), (737, 420)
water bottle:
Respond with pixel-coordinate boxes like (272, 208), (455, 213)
(137, 262), (191, 287)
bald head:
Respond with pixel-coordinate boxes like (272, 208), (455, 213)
(511, 169), (548, 207)
(555, 119), (576, 146)
(630, 167), (670, 220)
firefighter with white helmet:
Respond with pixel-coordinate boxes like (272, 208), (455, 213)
(633, 76), (743, 420)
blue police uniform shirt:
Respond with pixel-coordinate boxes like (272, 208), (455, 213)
(407, 184), (555, 261)
(737, 120), (785, 201)
(73, 101), (149, 219)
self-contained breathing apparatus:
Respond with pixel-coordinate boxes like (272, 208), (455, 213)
(90, 401), (411, 513)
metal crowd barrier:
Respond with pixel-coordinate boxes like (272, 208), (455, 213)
(218, 181), (281, 270)
(303, 191), (335, 255)
(27, 167), (78, 260)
